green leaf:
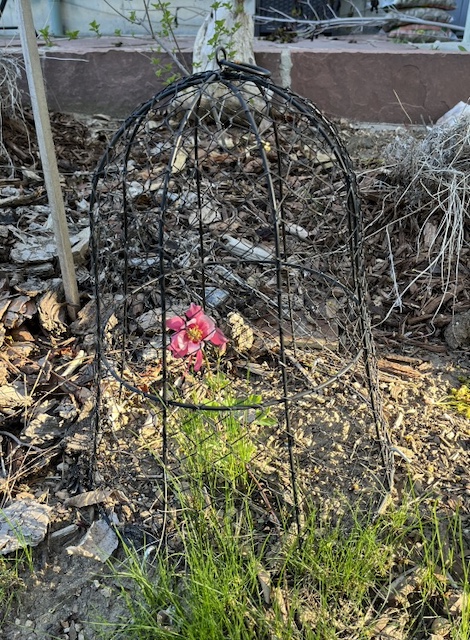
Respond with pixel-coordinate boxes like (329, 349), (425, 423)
(254, 413), (277, 427)
(89, 20), (102, 36)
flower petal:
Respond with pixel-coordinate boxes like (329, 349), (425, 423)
(169, 332), (190, 358)
(193, 349), (204, 372)
(185, 340), (202, 355)
(209, 327), (228, 349)
(198, 316), (216, 339)
(185, 303), (203, 320)
(166, 315), (185, 331)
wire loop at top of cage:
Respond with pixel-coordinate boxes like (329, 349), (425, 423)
(215, 46), (272, 78)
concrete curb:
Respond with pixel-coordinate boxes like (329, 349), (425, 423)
(4, 34), (470, 122)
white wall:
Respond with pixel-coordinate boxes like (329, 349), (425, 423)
(0, 0), (255, 37)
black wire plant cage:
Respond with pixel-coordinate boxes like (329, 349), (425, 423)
(89, 49), (394, 533)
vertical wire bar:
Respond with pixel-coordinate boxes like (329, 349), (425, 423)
(272, 110), (298, 360)
(193, 94), (208, 308)
(345, 170), (395, 494)
(158, 82), (215, 531)
(221, 76), (302, 538)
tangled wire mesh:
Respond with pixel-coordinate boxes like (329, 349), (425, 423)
(90, 53), (394, 534)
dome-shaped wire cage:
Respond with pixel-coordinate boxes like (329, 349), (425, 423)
(89, 51), (394, 530)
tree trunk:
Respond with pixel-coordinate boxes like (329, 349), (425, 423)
(192, 0), (255, 72)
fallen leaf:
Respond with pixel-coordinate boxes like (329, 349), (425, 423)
(2, 296), (37, 329)
(23, 409), (62, 444)
(38, 288), (67, 335)
(0, 383), (32, 411)
(257, 564), (271, 604)
(64, 488), (113, 508)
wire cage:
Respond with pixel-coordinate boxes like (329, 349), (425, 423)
(89, 51), (394, 534)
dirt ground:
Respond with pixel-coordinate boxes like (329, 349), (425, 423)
(0, 107), (469, 640)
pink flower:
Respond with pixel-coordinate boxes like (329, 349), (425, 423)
(166, 303), (228, 372)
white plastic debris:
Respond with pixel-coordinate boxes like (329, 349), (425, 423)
(205, 286), (230, 307)
(66, 519), (118, 563)
(436, 101), (470, 127)
(221, 235), (273, 261)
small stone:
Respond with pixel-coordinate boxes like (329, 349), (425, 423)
(444, 310), (470, 349)
(100, 585), (113, 598)
(431, 617), (452, 636)
(127, 181), (144, 199)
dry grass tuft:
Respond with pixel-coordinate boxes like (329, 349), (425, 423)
(382, 116), (470, 318)
(0, 55), (27, 177)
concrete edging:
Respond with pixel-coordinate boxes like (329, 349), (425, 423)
(5, 35), (470, 123)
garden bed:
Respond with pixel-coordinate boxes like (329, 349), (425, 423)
(0, 106), (469, 639)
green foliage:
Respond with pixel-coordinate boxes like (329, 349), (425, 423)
(171, 376), (266, 485)
(151, 1), (175, 38)
(89, 20), (102, 37)
(152, 63), (180, 85)
(148, 0), (186, 83)
(103, 0), (188, 82)
(38, 26), (54, 47)
(65, 29), (80, 40)
(278, 507), (400, 636)
(205, 1), (241, 61)
(123, 362), (468, 638)
(109, 491), (273, 640)
(0, 551), (30, 624)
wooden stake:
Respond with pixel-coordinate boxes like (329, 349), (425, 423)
(17, 0), (80, 320)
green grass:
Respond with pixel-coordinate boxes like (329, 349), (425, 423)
(99, 376), (470, 639)
(102, 477), (469, 639)
(103, 490), (274, 639)
(0, 513), (37, 626)
(0, 552), (28, 624)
